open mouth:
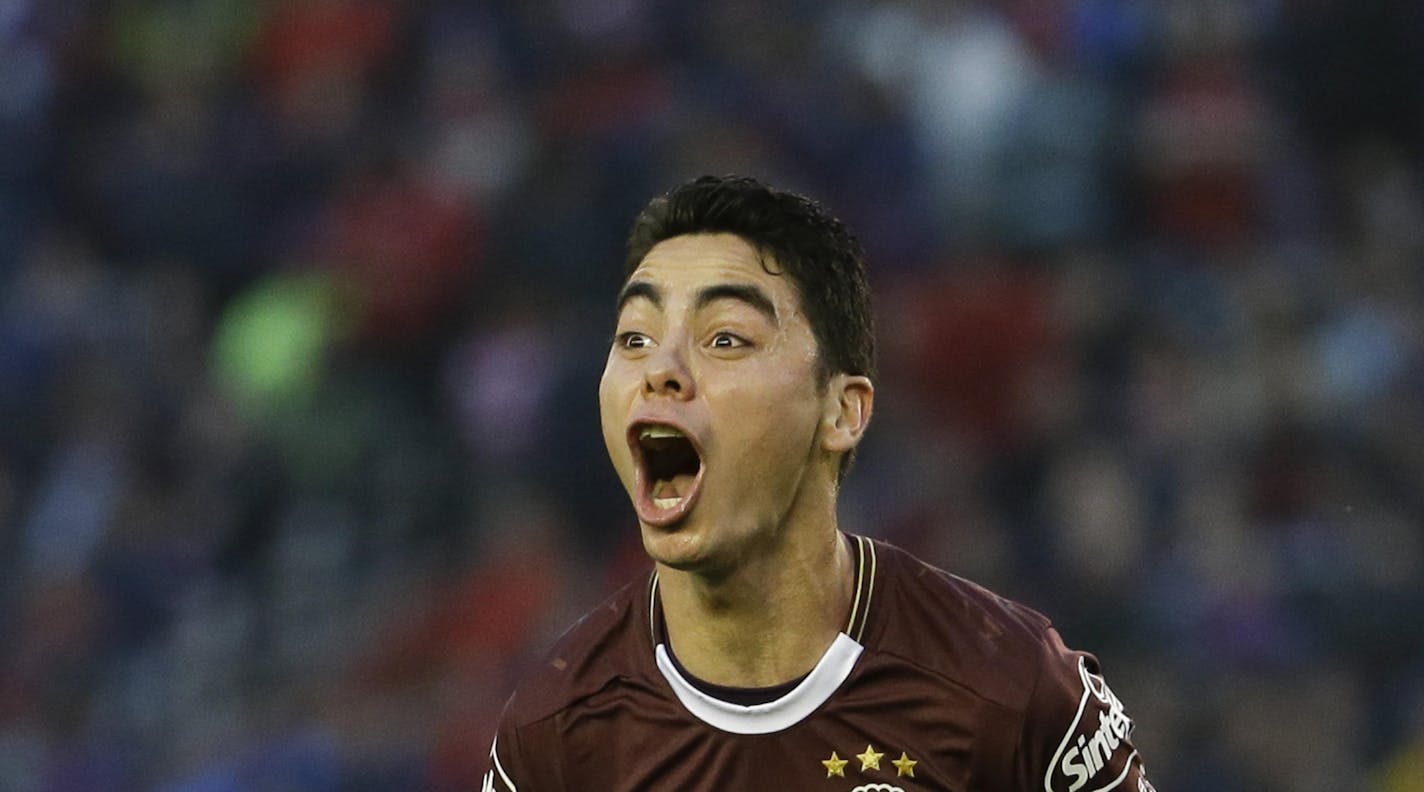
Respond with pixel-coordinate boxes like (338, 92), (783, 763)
(630, 423), (705, 526)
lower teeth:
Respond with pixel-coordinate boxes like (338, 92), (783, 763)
(653, 496), (681, 509)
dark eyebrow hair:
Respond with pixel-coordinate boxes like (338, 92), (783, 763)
(695, 283), (777, 324)
(616, 280), (661, 312)
(615, 280), (777, 325)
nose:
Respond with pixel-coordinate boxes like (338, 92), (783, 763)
(643, 345), (694, 399)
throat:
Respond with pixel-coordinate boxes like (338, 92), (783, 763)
(655, 533), (857, 688)
(665, 641), (808, 705)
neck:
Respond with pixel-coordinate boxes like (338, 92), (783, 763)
(656, 523), (854, 688)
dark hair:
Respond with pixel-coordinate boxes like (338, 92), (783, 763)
(624, 175), (876, 479)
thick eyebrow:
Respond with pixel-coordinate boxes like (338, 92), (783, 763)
(694, 283), (778, 325)
(615, 280), (662, 313)
(615, 281), (778, 325)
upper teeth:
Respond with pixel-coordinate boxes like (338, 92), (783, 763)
(640, 425), (683, 440)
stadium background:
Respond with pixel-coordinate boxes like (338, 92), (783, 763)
(2, 1), (1423, 790)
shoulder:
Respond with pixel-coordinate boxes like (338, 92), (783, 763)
(486, 577), (655, 791)
(864, 538), (1060, 712)
(500, 572), (656, 729)
(862, 539), (1153, 790)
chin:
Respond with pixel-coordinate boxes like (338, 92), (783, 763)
(640, 520), (717, 572)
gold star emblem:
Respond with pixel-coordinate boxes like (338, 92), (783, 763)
(857, 745), (884, 772)
(892, 752), (918, 778)
(821, 751), (849, 778)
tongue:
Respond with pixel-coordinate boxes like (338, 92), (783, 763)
(654, 474), (696, 500)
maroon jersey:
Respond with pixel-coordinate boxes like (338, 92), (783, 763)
(484, 535), (1153, 792)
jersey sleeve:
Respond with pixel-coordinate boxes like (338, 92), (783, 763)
(482, 696), (562, 792)
(481, 731), (520, 792)
(1013, 627), (1156, 792)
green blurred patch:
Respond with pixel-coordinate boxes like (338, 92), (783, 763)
(212, 271), (338, 418)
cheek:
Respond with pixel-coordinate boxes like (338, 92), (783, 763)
(598, 369), (631, 466)
(708, 370), (822, 460)
(598, 354), (637, 414)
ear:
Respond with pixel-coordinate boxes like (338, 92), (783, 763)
(821, 374), (874, 455)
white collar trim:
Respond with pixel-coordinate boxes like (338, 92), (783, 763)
(654, 632), (863, 734)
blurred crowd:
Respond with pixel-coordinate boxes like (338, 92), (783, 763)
(2, 1), (1423, 790)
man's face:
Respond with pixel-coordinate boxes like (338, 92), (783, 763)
(599, 233), (833, 574)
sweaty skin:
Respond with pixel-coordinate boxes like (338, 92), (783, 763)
(598, 233), (873, 688)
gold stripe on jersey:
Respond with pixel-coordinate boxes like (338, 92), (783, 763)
(845, 535), (877, 643)
(845, 536), (865, 636)
(859, 537), (878, 643)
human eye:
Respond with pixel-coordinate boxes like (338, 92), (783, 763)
(709, 331), (749, 350)
(615, 331), (653, 350)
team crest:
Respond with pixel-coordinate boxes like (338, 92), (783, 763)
(850, 785), (906, 792)
(1043, 658), (1138, 792)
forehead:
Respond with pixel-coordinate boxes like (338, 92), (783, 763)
(626, 233), (801, 308)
